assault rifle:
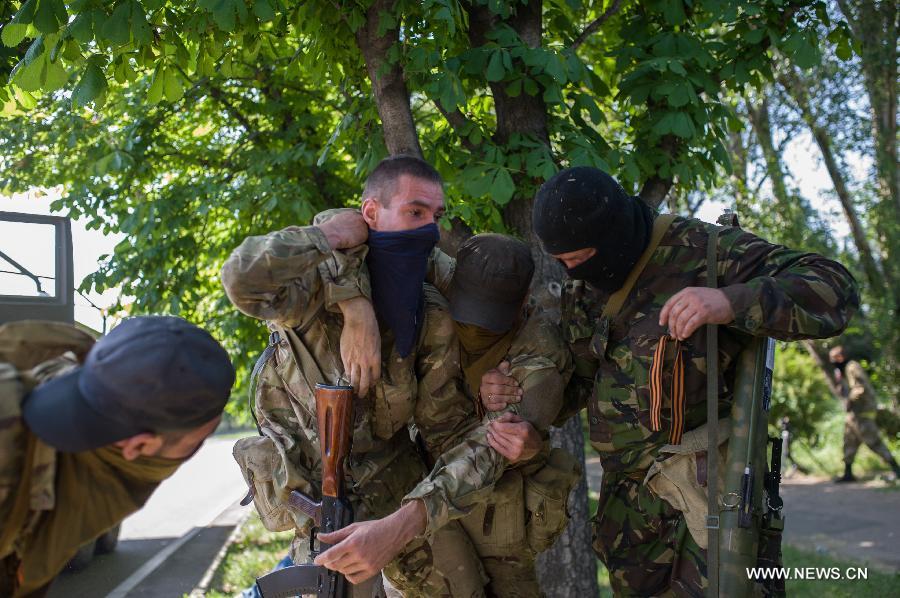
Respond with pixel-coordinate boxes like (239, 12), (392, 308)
(256, 384), (354, 598)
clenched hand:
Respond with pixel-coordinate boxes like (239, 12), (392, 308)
(480, 361), (522, 411)
(314, 500), (426, 584)
(318, 210), (368, 249)
(659, 287), (735, 340)
(338, 297), (381, 396)
(487, 413), (542, 463)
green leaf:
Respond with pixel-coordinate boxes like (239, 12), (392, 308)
(34, 0), (67, 34)
(163, 69), (183, 102)
(253, 0), (276, 22)
(101, 1), (132, 46)
(544, 53), (566, 83)
(486, 50), (505, 82)
(68, 12), (93, 44)
(147, 64), (164, 103)
(1, 23), (28, 47)
(490, 167), (515, 205)
(72, 60), (107, 108)
(43, 59), (68, 91)
(131, 3), (153, 45)
(662, 0), (686, 26)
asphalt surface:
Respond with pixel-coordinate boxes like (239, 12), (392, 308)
(47, 436), (249, 597)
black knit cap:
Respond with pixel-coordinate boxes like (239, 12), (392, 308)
(449, 234), (535, 332)
(23, 316), (235, 453)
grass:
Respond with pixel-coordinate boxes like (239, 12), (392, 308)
(204, 513), (293, 597)
(781, 544), (899, 597)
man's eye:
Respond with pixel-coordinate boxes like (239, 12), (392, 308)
(410, 210), (421, 217)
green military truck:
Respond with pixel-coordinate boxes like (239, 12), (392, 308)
(0, 210), (120, 568)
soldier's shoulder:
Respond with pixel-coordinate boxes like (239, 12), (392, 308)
(511, 310), (570, 367)
(662, 215), (723, 249)
(420, 284), (455, 340)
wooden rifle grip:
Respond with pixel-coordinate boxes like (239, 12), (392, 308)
(315, 384), (354, 498)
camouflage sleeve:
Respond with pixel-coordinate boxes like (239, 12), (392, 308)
(425, 247), (456, 297)
(717, 227), (859, 340)
(402, 290), (506, 534)
(221, 225), (369, 329)
(505, 355), (568, 432)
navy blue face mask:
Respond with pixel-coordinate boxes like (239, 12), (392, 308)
(366, 223), (441, 358)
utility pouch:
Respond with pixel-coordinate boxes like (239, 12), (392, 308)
(460, 469), (527, 557)
(644, 420), (729, 549)
(233, 435), (315, 535)
(523, 447), (581, 554)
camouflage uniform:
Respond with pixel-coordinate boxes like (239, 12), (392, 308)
(840, 361), (895, 466)
(560, 216), (858, 597)
(223, 225), (508, 597)
(429, 249), (579, 597)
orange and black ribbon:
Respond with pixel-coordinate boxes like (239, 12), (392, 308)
(650, 335), (686, 445)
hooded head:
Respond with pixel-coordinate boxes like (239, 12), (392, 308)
(532, 166), (655, 293)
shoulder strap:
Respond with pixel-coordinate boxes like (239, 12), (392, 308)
(706, 225), (721, 597)
(601, 213), (677, 320)
(0, 432), (38, 558)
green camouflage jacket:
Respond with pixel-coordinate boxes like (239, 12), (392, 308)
(562, 216), (859, 474)
(428, 248), (574, 435)
(222, 225), (507, 534)
(842, 361), (878, 418)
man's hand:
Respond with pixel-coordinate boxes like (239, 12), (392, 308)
(487, 413), (541, 463)
(338, 297), (381, 396)
(314, 500), (426, 584)
(318, 210), (368, 249)
(480, 361), (522, 411)
(659, 287), (735, 340)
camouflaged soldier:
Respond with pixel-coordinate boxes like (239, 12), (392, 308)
(222, 156), (509, 596)
(828, 346), (900, 482)
(522, 166), (860, 597)
(421, 233), (580, 597)
(0, 317), (233, 597)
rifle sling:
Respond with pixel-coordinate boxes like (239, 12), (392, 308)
(706, 226), (720, 598)
(601, 214), (677, 320)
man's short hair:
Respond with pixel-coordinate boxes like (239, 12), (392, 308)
(362, 155), (443, 206)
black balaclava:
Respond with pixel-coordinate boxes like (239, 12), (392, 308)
(533, 166), (655, 293)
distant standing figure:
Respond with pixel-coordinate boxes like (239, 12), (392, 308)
(829, 345), (900, 482)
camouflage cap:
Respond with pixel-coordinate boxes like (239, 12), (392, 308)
(449, 233), (534, 332)
(22, 315), (235, 453)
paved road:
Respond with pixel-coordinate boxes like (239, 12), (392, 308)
(781, 476), (900, 572)
(48, 436), (249, 597)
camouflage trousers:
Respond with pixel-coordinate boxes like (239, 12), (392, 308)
(591, 471), (706, 598)
(844, 414), (895, 465)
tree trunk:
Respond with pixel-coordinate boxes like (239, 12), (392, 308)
(536, 413), (600, 598)
(777, 70), (887, 292)
(355, 0), (423, 158)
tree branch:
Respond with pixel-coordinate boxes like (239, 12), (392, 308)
(432, 99), (479, 152)
(355, 0), (423, 157)
(571, 0), (624, 51)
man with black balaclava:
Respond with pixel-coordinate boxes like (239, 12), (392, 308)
(222, 155), (510, 596)
(500, 166), (859, 596)
(828, 346), (900, 482)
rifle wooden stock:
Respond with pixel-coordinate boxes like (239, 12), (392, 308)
(314, 384), (354, 499)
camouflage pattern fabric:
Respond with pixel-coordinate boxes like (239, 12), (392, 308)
(843, 415), (895, 465)
(839, 361), (894, 465)
(222, 225), (507, 596)
(560, 216), (858, 595)
(428, 249), (578, 598)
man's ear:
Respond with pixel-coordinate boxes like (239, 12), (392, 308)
(115, 433), (163, 461)
(361, 197), (379, 228)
